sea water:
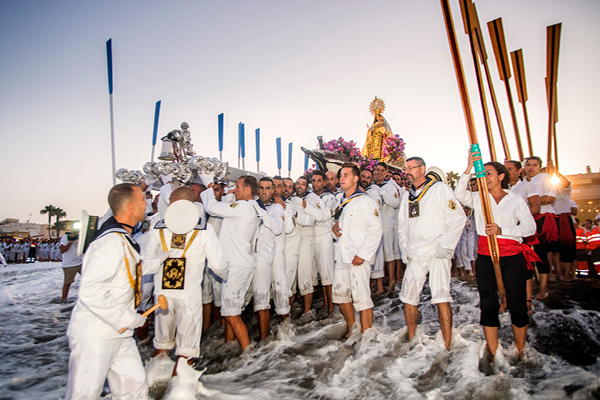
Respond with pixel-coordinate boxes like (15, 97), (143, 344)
(1, 262), (599, 399)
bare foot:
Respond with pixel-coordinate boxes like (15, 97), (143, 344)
(374, 287), (384, 295)
(386, 280), (395, 291)
(535, 290), (549, 300)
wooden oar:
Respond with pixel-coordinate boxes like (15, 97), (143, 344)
(488, 18), (525, 161)
(511, 49), (534, 157)
(439, 0), (507, 312)
(471, 4), (511, 160)
(546, 23), (561, 169)
(120, 294), (168, 333)
(458, 0), (497, 162)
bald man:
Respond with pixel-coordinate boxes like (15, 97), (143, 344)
(143, 186), (226, 367)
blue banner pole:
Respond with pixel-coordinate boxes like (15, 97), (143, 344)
(150, 100), (161, 162)
(304, 153), (309, 172)
(255, 128), (260, 173)
(241, 123), (246, 170)
(237, 123), (241, 169)
(288, 142), (293, 178)
(276, 137), (282, 176)
(106, 39), (116, 185)
(218, 113), (224, 161)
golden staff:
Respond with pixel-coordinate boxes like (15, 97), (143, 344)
(511, 49), (534, 157)
(546, 23), (561, 170)
(458, 0), (497, 161)
(488, 18), (525, 161)
(439, 0), (507, 311)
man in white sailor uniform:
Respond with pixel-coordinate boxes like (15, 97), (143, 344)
(66, 183), (172, 400)
(311, 170), (337, 314)
(253, 177), (288, 339)
(374, 163), (403, 291)
(332, 163), (382, 335)
(283, 177), (302, 305)
(201, 175), (261, 350)
(292, 176), (327, 315)
(143, 187), (226, 366)
(272, 176), (296, 307)
(202, 181), (225, 330)
(360, 168), (385, 294)
(397, 157), (465, 351)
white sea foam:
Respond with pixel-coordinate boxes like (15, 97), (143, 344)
(1, 263), (599, 399)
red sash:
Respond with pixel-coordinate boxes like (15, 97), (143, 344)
(558, 213), (576, 246)
(534, 213), (559, 243)
(478, 236), (541, 271)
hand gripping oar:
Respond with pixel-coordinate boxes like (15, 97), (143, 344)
(119, 294), (168, 333)
(439, 0), (507, 312)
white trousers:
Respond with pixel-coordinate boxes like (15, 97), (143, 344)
(371, 242), (384, 279)
(400, 256), (452, 306)
(221, 263), (254, 316)
(314, 236), (334, 286)
(297, 235), (315, 296)
(382, 228), (399, 262)
(284, 251), (299, 296)
(66, 336), (148, 400)
(153, 296), (203, 358)
(332, 261), (374, 312)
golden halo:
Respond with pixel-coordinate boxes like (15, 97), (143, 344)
(369, 97), (385, 115)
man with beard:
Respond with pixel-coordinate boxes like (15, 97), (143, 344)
(332, 163), (382, 335)
(293, 176), (326, 315)
(311, 170), (337, 314)
(359, 169), (385, 294)
(272, 176), (296, 312)
(398, 157), (465, 351)
(283, 177), (302, 305)
(252, 177), (287, 339)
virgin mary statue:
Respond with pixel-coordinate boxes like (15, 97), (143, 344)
(361, 97), (393, 160)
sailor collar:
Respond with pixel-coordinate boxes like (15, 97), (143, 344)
(95, 216), (140, 253)
(154, 216), (207, 231)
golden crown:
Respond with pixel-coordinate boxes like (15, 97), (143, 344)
(369, 97), (385, 115)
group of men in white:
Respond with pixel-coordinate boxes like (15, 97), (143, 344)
(64, 149), (576, 399)
(0, 238), (61, 264)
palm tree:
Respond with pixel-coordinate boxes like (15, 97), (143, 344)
(40, 205), (56, 237)
(53, 208), (67, 238)
(53, 221), (67, 239)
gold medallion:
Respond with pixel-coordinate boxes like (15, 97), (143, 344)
(409, 201), (420, 218)
(448, 200), (457, 211)
(171, 233), (187, 250)
(162, 257), (186, 290)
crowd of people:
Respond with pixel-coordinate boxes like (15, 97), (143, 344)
(0, 237), (62, 265)
(16, 149), (587, 400)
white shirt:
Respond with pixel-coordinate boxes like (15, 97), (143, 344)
(455, 174), (536, 242)
(67, 232), (163, 339)
(553, 183), (573, 214)
(379, 180), (402, 229)
(60, 234), (82, 268)
(201, 188), (260, 267)
(510, 179), (540, 203)
(530, 173), (556, 214)
(255, 202), (284, 264)
(398, 180), (466, 257)
(142, 224), (226, 300)
(335, 192), (383, 265)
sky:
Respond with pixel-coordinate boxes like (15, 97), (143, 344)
(1, 0), (599, 224)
